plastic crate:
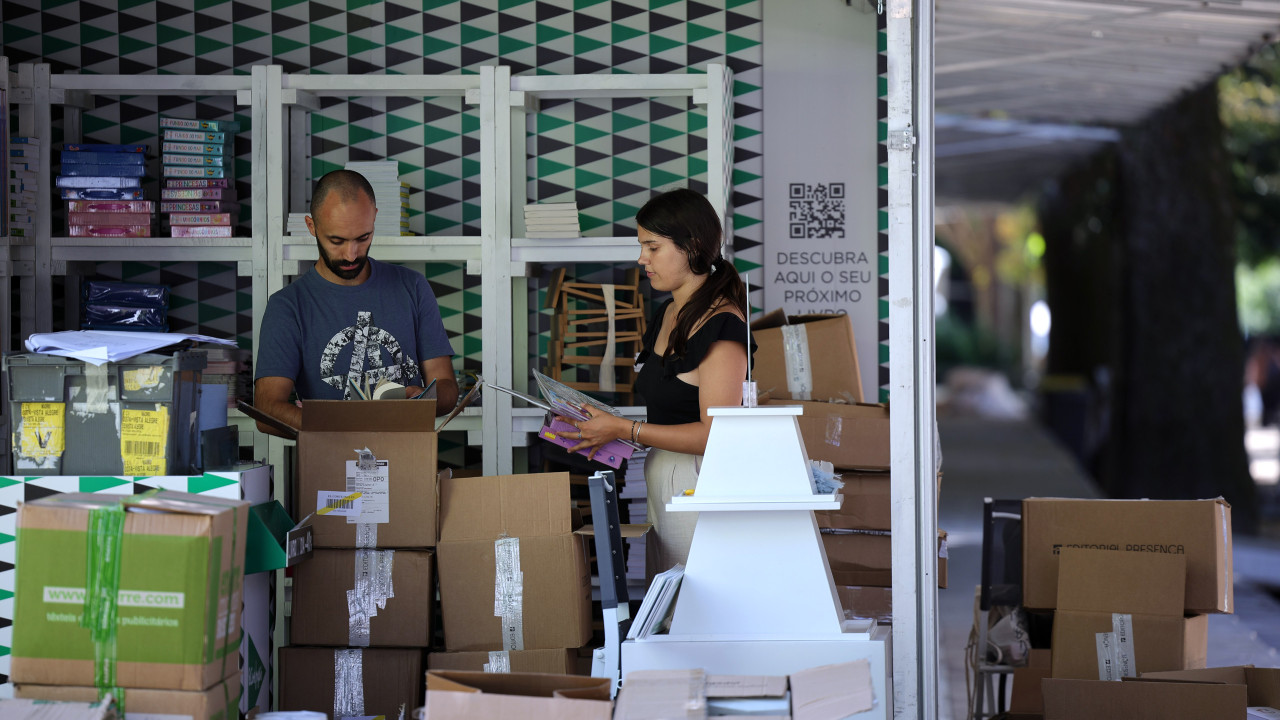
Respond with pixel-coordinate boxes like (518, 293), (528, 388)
(5, 350), (206, 475)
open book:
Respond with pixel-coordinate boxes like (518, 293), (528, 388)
(486, 370), (643, 451)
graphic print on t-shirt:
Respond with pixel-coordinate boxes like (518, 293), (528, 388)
(320, 310), (419, 399)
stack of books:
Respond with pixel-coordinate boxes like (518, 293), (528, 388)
(344, 161), (410, 236)
(8, 138), (39, 240)
(621, 448), (649, 583)
(60, 143), (151, 237)
(286, 212), (310, 236)
(523, 201), (580, 238)
(159, 116), (238, 238)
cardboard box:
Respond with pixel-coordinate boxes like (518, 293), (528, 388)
(613, 661), (876, 720)
(1142, 666), (1280, 708)
(835, 586), (893, 624)
(296, 399), (438, 548)
(437, 534), (591, 652)
(1008, 648), (1051, 714)
(0, 697), (116, 720)
(772, 400), (888, 471)
(815, 471), (890, 530)
(423, 670), (612, 720)
(436, 473), (592, 652)
(1042, 678), (1245, 720)
(16, 674), (238, 720)
(1021, 497), (1232, 613)
(821, 529), (948, 589)
(1051, 549), (1207, 679)
(291, 548), (434, 647)
(11, 491), (248, 691)
(427, 649), (579, 675)
(751, 312), (864, 404)
(278, 646), (423, 720)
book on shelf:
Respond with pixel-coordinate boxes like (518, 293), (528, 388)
(524, 201), (578, 211)
(160, 187), (234, 200)
(67, 200), (154, 213)
(170, 225), (233, 238)
(69, 212), (152, 226)
(56, 176), (143, 189)
(60, 164), (147, 177)
(168, 212), (231, 226)
(162, 129), (227, 143)
(160, 201), (238, 214)
(61, 188), (145, 200)
(63, 143), (148, 154)
(162, 153), (227, 167)
(68, 224), (151, 238)
(163, 166), (225, 178)
(526, 230), (582, 239)
(161, 142), (232, 156)
(60, 150), (146, 165)
(627, 564), (685, 640)
(159, 116), (240, 134)
(164, 178), (230, 189)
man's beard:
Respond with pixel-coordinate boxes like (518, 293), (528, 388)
(316, 238), (368, 280)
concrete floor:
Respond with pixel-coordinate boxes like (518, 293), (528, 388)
(935, 416), (1280, 720)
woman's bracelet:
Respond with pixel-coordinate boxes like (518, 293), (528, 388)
(631, 420), (645, 447)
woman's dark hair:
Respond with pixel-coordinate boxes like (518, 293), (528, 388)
(636, 187), (747, 361)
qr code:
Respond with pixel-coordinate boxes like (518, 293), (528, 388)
(789, 182), (846, 239)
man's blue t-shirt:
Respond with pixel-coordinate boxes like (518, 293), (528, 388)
(255, 259), (454, 400)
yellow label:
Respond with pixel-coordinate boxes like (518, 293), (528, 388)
(123, 366), (164, 391)
(121, 407), (168, 475)
(18, 403), (65, 459)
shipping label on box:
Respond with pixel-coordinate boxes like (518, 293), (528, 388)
(297, 400), (438, 548)
(11, 491), (249, 691)
(291, 548), (434, 648)
(1022, 498), (1233, 613)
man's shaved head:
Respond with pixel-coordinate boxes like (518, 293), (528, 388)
(311, 169), (377, 215)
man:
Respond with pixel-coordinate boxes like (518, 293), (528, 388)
(254, 169), (458, 436)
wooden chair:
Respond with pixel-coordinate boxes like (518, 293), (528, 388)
(545, 267), (647, 405)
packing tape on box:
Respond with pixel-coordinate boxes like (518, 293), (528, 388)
(1112, 613), (1135, 678)
(493, 536), (525, 651)
(599, 284), (617, 392)
(824, 417), (843, 447)
(1219, 503), (1232, 612)
(83, 504), (126, 701)
(484, 651), (511, 673)
(348, 549), (395, 647)
(1095, 632), (1117, 681)
(334, 648), (365, 720)
(85, 363), (110, 414)
(780, 325), (814, 400)
(355, 523), (377, 549)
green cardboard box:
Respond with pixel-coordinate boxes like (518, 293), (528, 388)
(11, 490), (249, 691)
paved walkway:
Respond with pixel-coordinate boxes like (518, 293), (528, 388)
(935, 417), (1280, 720)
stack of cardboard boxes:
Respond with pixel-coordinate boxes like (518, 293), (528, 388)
(276, 400), (597, 714)
(10, 491), (249, 720)
(751, 311), (945, 618)
(279, 400), (439, 717)
(430, 472), (593, 674)
(1010, 497), (1236, 715)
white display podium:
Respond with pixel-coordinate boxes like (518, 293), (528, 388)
(620, 406), (892, 719)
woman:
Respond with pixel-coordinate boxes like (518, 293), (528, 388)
(561, 187), (756, 576)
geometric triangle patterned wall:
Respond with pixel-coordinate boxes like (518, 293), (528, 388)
(3, 0), (765, 378)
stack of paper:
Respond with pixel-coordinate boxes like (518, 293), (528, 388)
(24, 330), (235, 365)
(286, 212), (310, 236)
(8, 137), (39, 241)
(345, 161), (411, 236)
(621, 449), (649, 582)
(627, 563), (684, 640)
(524, 201), (580, 239)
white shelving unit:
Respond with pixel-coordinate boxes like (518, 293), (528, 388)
(4, 63), (736, 478)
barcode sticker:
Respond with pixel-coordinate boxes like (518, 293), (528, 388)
(121, 407), (168, 475)
(317, 491), (364, 518)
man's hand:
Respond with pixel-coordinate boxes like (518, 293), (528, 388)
(252, 376), (302, 438)
(420, 356), (459, 417)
